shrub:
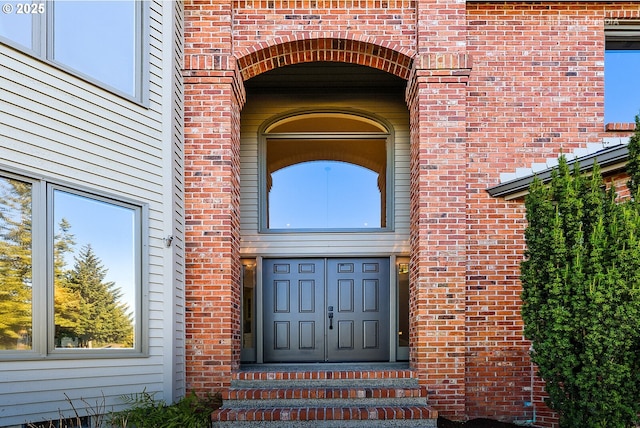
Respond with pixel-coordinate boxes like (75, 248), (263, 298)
(521, 116), (640, 428)
(109, 390), (221, 428)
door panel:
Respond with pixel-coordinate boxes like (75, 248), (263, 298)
(263, 259), (325, 362)
(327, 258), (389, 361)
(363, 279), (379, 312)
(299, 321), (316, 349)
(274, 322), (290, 349)
(363, 320), (379, 349)
(337, 279), (354, 312)
(337, 320), (354, 349)
(263, 258), (389, 362)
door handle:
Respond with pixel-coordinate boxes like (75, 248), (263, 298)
(328, 311), (334, 329)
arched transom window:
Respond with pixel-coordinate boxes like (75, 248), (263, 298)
(261, 112), (391, 231)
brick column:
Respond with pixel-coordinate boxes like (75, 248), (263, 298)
(406, 53), (471, 419)
(183, 54), (245, 391)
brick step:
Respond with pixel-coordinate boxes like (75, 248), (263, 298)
(232, 378), (419, 388)
(234, 364), (414, 381)
(232, 375), (420, 389)
(224, 387), (428, 408)
(224, 386), (427, 401)
(211, 363), (437, 427)
(212, 405), (438, 427)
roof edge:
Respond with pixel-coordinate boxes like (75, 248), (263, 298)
(486, 145), (630, 200)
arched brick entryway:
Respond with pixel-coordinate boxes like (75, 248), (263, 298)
(184, 25), (471, 417)
(184, 33), (413, 385)
(236, 36), (414, 81)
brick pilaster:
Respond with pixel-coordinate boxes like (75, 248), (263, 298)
(406, 52), (471, 419)
(183, 56), (245, 392)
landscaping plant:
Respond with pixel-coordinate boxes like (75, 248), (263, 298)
(521, 115), (640, 428)
(109, 390), (221, 428)
(25, 390), (221, 428)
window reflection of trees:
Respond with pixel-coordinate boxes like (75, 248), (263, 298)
(53, 191), (135, 349)
(0, 178), (136, 351)
(54, 244), (134, 349)
(0, 178), (33, 350)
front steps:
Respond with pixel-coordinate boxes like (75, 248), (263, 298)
(211, 363), (438, 427)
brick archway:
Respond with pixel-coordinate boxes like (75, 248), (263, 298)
(183, 34), (415, 395)
(235, 36), (415, 82)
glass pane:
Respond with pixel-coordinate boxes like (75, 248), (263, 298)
(0, 177), (32, 350)
(52, 1), (136, 96)
(268, 160), (382, 229)
(242, 260), (256, 351)
(53, 190), (136, 349)
(397, 261), (409, 350)
(605, 49), (640, 123)
(0, 1), (35, 49)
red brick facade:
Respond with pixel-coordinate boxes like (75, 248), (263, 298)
(183, 1), (639, 426)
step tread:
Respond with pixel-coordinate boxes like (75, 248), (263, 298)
(232, 378), (419, 389)
(224, 386), (427, 400)
(212, 405), (437, 422)
(235, 368), (415, 381)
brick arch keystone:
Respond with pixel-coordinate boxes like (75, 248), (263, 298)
(235, 35), (415, 81)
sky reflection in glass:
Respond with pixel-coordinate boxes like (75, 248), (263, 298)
(53, 1), (136, 95)
(605, 50), (640, 123)
(269, 160), (381, 229)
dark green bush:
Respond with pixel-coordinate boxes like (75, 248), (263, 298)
(521, 116), (640, 428)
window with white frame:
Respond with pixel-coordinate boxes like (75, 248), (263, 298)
(0, 0), (147, 101)
(605, 23), (640, 123)
(0, 172), (145, 356)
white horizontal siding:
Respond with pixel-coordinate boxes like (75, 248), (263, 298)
(0, 1), (181, 426)
(240, 91), (411, 257)
(166, 0), (186, 402)
(0, 49), (162, 133)
(0, 56), (163, 198)
(0, 359), (165, 421)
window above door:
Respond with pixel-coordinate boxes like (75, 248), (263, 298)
(260, 112), (393, 232)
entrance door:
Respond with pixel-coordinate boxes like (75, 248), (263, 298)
(263, 258), (389, 362)
(263, 259), (325, 362)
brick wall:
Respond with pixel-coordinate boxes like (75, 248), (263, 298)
(182, 0), (639, 426)
(466, 3), (639, 426)
(231, 0), (416, 53)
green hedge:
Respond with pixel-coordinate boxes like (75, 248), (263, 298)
(521, 116), (640, 428)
